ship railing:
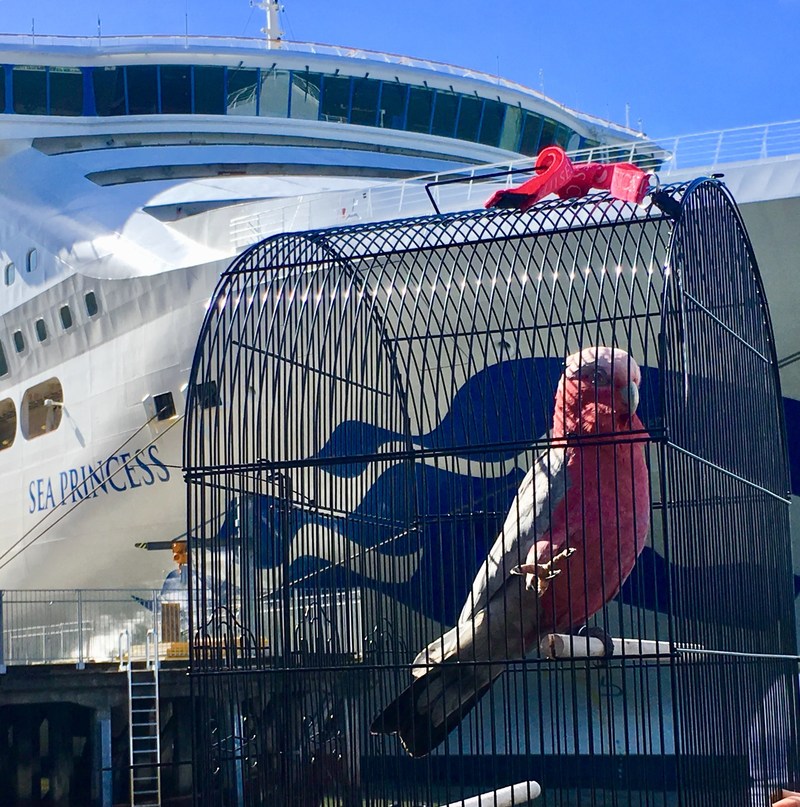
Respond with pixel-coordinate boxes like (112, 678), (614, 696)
(0, 589), (185, 670)
(227, 119), (800, 251)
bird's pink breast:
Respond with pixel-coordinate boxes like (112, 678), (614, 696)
(538, 430), (650, 633)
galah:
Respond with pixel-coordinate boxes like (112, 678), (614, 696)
(370, 346), (650, 757)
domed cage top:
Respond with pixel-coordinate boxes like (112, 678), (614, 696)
(184, 179), (798, 806)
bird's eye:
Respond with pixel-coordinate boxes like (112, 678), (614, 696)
(594, 368), (610, 386)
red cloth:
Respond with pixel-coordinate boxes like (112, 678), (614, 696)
(485, 145), (649, 211)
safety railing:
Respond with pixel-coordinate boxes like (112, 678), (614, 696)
(225, 119), (800, 251)
(0, 588), (186, 669)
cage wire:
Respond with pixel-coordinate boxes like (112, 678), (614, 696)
(184, 178), (799, 806)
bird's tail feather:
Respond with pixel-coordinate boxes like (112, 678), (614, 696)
(370, 662), (496, 757)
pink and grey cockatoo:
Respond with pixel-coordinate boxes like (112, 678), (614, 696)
(370, 346), (650, 757)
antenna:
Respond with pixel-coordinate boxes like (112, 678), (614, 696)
(255, 0), (284, 50)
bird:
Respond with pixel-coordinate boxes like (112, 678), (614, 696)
(369, 346), (650, 757)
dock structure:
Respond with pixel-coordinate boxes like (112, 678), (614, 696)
(0, 589), (193, 807)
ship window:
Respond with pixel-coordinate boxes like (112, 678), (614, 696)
(26, 249), (38, 273)
(0, 398), (15, 449)
(378, 81), (408, 129)
(519, 112), (544, 155)
(21, 378), (63, 440)
(84, 291), (99, 317)
(59, 305), (73, 330)
(13, 66), (47, 115)
(478, 99), (505, 148)
(456, 95), (483, 142)
(499, 105), (523, 151)
(12, 330), (25, 353)
(93, 66), (126, 116)
(289, 71), (322, 121)
(126, 65), (158, 115)
(431, 90), (458, 138)
(320, 75), (351, 123)
(49, 67), (83, 116)
(226, 67), (258, 116)
(406, 86), (434, 134)
(0, 70), (5, 113)
(0, 342), (8, 377)
(259, 68), (290, 118)
(350, 77), (379, 127)
(539, 118), (558, 149)
(153, 391), (176, 421)
(35, 318), (48, 342)
(160, 65), (191, 114)
(194, 66), (225, 114)
(4, 263), (14, 286)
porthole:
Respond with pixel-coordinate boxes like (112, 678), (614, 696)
(21, 377), (63, 440)
(84, 291), (99, 317)
(59, 305), (73, 330)
(26, 249), (38, 273)
(4, 263), (14, 286)
(12, 330), (25, 353)
(0, 341), (8, 377)
(0, 398), (15, 450)
(35, 318), (48, 342)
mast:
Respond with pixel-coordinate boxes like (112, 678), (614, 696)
(256, 0), (285, 50)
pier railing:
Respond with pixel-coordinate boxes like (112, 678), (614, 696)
(0, 589), (186, 670)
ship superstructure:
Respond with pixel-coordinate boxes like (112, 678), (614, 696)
(0, 30), (646, 591)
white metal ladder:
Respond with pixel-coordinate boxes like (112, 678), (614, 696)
(120, 629), (162, 807)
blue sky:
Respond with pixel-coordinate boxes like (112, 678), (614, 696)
(1, 0), (797, 139)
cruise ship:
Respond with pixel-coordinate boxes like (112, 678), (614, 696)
(0, 7), (650, 594)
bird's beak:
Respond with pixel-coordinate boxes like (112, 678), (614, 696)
(619, 381), (639, 415)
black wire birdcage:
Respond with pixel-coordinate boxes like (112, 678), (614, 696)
(183, 178), (799, 807)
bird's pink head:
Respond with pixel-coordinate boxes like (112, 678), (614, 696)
(552, 346), (642, 437)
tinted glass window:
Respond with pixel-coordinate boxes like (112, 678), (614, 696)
(60, 305), (73, 330)
(227, 67), (258, 115)
(431, 90), (458, 138)
(456, 96), (483, 142)
(160, 65), (191, 114)
(126, 65), (158, 114)
(93, 67), (126, 116)
(49, 67), (83, 116)
(0, 398), (15, 449)
(519, 112), (543, 155)
(13, 66), (47, 115)
(35, 318), (47, 342)
(4, 263), (14, 286)
(407, 87), (434, 134)
(13, 331), (25, 353)
(478, 99), (505, 147)
(378, 82), (407, 129)
(0, 343), (8, 377)
(194, 66), (225, 114)
(320, 75), (351, 123)
(0, 68), (5, 113)
(539, 118), (557, 149)
(499, 106), (523, 151)
(26, 249), (37, 273)
(259, 69), (290, 117)
(350, 78), (379, 127)
(85, 291), (99, 317)
(290, 72), (322, 120)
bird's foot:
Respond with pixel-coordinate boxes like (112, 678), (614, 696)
(511, 547), (577, 596)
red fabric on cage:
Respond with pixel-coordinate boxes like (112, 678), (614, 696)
(484, 145), (650, 211)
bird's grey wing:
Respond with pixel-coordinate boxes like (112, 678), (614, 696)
(458, 445), (568, 624)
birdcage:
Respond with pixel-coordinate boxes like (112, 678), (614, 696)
(184, 177), (798, 806)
